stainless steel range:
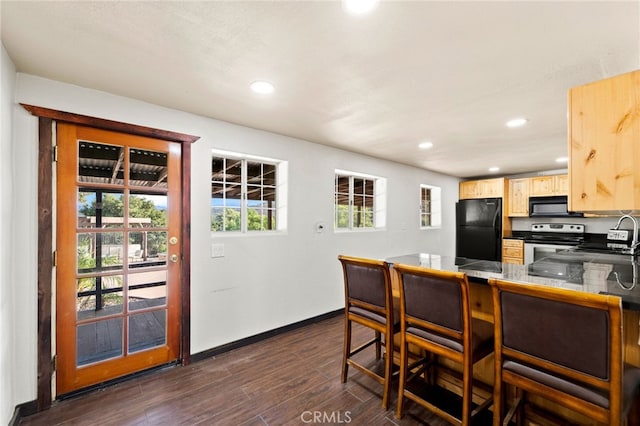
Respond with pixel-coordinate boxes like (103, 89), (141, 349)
(524, 223), (585, 264)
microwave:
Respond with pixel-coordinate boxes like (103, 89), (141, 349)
(528, 196), (583, 217)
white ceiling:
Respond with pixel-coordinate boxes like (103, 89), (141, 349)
(2, 1), (639, 178)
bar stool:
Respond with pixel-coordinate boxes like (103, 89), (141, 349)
(338, 255), (399, 409)
(489, 278), (640, 425)
(394, 264), (494, 425)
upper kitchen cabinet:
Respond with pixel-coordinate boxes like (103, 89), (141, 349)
(459, 178), (505, 199)
(507, 178), (529, 216)
(568, 69), (640, 213)
(529, 174), (568, 197)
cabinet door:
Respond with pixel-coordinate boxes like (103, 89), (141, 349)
(554, 174), (568, 195)
(460, 178), (505, 199)
(530, 176), (555, 196)
(508, 178), (529, 216)
(569, 70), (640, 212)
(459, 181), (479, 199)
(480, 179), (503, 198)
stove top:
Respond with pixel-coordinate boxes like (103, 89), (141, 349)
(526, 223), (586, 245)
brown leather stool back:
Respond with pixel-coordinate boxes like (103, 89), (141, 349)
(490, 278), (640, 425)
(338, 255), (397, 409)
(395, 264), (494, 425)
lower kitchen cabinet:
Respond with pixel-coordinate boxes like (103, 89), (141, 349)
(502, 238), (524, 264)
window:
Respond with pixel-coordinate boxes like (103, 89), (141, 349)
(420, 184), (442, 228)
(211, 151), (286, 233)
(334, 171), (386, 230)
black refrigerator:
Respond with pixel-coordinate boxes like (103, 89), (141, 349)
(456, 198), (502, 261)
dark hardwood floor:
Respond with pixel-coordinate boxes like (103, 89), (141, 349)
(20, 314), (464, 426)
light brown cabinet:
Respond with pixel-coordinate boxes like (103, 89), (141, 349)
(529, 174), (568, 197)
(506, 174), (567, 217)
(459, 178), (505, 200)
(568, 69), (640, 213)
(459, 178), (511, 239)
(502, 239), (524, 264)
(507, 178), (529, 216)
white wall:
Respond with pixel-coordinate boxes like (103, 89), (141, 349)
(1, 43), (17, 426)
(10, 73), (458, 405)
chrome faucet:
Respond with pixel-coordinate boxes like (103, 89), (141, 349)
(613, 214), (639, 256)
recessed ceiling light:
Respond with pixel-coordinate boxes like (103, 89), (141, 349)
(489, 167), (500, 173)
(418, 141), (433, 150)
(506, 118), (528, 128)
(250, 80), (275, 94)
(342, 0), (379, 15)
(555, 156), (568, 163)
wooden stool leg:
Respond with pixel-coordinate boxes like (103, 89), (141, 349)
(514, 388), (525, 426)
(341, 316), (351, 383)
(396, 338), (408, 419)
(461, 359), (472, 425)
(493, 372), (503, 426)
(381, 331), (392, 409)
(627, 394), (640, 426)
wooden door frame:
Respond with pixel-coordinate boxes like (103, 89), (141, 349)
(21, 104), (199, 411)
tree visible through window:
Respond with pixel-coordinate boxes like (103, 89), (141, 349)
(211, 154), (280, 232)
(335, 172), (383, 230)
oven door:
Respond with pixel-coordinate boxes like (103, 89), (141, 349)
(524, 242), (576, 264)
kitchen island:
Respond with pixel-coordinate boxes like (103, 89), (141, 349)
(387, 251), (640, 310)
(387, 251), (640, 424)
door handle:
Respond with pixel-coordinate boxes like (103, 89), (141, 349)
(169, 254), (179, 263)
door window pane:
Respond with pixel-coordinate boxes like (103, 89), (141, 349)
(76, 275), (124, 320)
(129, 231), (167, 268)
(129, 193), (167, 227)
(128, 311), (166, 354)
(77, 318), (123, 366)
(78, 190), (125, 228)
(128, 270), (167, 311)
(77, 232), (125, 273)
(78, 141), (124, 185)
(129, 148), (168, 188)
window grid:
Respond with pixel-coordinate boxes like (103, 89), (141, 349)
(335, 174), (377, 230)
(420, 184), (441, 229)
(211, 155), (278, 233)
(421, 186), (432, 227)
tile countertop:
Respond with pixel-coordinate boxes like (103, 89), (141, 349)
(386, 251), (640, 311)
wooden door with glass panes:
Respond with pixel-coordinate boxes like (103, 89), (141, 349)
(56, 123), (181, 395)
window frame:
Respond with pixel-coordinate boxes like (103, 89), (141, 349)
(334, 170), (386, 231)
(420, 184), (442, 229)
(211, 150), (287, 235)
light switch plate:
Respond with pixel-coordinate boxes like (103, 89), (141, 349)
(211, 243), (225, 258)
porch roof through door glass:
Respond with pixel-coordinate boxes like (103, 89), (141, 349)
(78, 140), (169, 189)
